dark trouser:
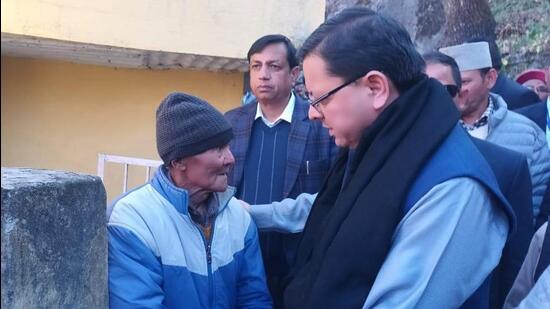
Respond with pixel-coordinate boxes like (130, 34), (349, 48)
(259, 231), (301, 309)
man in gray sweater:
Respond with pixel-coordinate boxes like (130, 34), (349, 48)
(441, 41), (550, 219)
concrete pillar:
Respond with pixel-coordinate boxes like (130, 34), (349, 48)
(1, 168), (107, 308)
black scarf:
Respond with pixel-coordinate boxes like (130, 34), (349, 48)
(284, 77), (460, 308)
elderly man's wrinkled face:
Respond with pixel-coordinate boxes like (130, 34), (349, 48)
(179, 145), (235, 193)
(522, 79), (548, 102)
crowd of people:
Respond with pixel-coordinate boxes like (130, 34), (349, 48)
(106, 7), (550, 309)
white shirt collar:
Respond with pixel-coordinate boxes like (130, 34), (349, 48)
(466, 125), (489, 140)
(255, 93), (295, 127)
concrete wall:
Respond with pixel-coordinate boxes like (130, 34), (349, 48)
(1, 0), (326, 201)
(1, 0), (325, 59)
(1, 56), (243, 200)
(1, 168), (107, 308)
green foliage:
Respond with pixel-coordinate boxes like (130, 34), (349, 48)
(489, 0), (550, 75)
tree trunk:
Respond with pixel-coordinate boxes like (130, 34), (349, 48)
(325, 0), (496, 51)
(324, 0), (549, 74)
(441, 0), (496, 46)
(326, 0), (372, 19)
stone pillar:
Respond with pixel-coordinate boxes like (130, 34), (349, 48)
(1, 168), (107, 308)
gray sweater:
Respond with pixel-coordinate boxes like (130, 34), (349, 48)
(486, 93), (550, 218)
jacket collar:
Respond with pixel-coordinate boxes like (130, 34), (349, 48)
(282, 96), (311, 196)
(255, 92), (296, 127)
(151, 166), (236, 216)
(488, 92), (509, 133)
(230, 93), (311, 198)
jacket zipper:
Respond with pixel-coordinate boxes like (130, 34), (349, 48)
(193, 220), (215, 308)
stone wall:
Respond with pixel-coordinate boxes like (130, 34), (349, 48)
(1, 168), (107, 308)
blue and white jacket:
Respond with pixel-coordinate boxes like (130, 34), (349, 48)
(108, 167), (272, 308)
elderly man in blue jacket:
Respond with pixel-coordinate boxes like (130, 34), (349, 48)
(108, 92), (271, 308)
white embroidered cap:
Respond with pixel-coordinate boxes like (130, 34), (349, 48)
(439, 41), (493, 71)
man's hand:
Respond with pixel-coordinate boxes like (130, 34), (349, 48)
(237, 199), (251, 212)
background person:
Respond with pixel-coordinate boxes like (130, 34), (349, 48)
(515, 69), (548, 102)
(224, 34), (337, 308)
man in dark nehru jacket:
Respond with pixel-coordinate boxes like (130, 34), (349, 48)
(424, 50), (534, 309)
(283, 7), (514, 309)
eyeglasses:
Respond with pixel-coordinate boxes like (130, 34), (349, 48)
(525, 85), (549, 94)
(305, 78), (358, 113)
(444, 84), (459, 98)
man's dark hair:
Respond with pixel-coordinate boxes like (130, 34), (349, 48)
(247, 34), (298, 69)
(423, 51), (462, 89)
(298, 7), (425, 92)
(467, 36), (502, 71)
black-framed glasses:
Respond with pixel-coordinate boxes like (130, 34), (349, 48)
(525, 85), (549, 94)
(444, 84), (459, 98)
(306, 78), (358, 113)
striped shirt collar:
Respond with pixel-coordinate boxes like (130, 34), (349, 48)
(255, 92), (295, 128)
(460, 95), (495, 132)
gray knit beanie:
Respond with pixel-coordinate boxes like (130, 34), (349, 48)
(156, 92), (234, 164)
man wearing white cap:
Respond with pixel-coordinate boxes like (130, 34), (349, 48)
(440, 41), (550, 220)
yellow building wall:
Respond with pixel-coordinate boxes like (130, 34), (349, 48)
(1, 56), (243, 201)
(1, 0), (325, 59)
